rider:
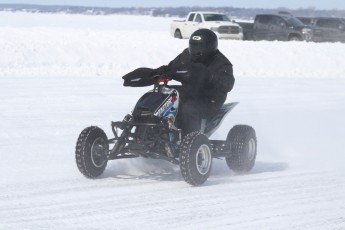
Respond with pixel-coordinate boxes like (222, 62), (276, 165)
(123, 29), (235, 135)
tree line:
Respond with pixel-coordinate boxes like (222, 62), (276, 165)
(1, 4), (344, 19)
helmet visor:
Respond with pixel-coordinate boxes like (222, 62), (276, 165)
(189, 43), (205, 62)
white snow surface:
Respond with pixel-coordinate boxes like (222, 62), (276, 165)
(1, 12), (345, 229)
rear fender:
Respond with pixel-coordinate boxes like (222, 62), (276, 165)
(203, 102), (239, 137)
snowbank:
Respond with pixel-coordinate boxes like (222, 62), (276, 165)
(1, 12), (345, 78)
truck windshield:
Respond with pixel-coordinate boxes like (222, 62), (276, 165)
(203, 14), (230, 22)
(283, 16), (305, 27)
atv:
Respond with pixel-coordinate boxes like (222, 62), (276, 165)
(75, 76), (257, 186)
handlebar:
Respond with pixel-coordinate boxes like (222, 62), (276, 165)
(153, 76), (172, 91)
(156, 77), (172, 84)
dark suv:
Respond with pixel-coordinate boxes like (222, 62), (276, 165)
(253, 14), (313, 41)
(297, 17), (345, 42)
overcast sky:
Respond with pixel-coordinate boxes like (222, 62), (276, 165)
(0, 0), (344, 10)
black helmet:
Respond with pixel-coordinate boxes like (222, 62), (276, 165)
(189, 29), (218, 62)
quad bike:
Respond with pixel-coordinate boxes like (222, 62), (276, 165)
(75, 77), (257, 186)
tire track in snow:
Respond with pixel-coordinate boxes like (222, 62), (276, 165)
(1, 170), (345, 229)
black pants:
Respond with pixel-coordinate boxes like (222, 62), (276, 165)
(177, 98), (224, 136)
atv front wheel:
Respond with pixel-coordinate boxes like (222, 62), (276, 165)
(226, 125), (257, 173)
(179, 132), (212, 186)
(75, 126), (109, 178)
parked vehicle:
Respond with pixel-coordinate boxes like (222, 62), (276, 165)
(235, 21), (254, 40)
(170, 11), (243, 40)
(297, 17), (345, 42)
(252, 14), (313, 41)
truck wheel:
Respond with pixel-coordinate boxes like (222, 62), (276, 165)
(289, 35), (302, 41)
(174, 29), (183, 39)
(75, 126), (108, 178)
(226, 125), (257, 173)
(179, 131), (212, 186)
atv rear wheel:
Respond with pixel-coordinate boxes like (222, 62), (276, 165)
(226, 125), (257, 173)
(75, 126), (109, 178)
(179, 132), (212, 186)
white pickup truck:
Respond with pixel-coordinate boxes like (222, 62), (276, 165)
(171, 11), (243, 40)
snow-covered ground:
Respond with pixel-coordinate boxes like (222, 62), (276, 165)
(1, 12), (345, 229)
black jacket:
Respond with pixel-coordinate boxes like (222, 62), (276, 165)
(156, 48), (235, 104)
